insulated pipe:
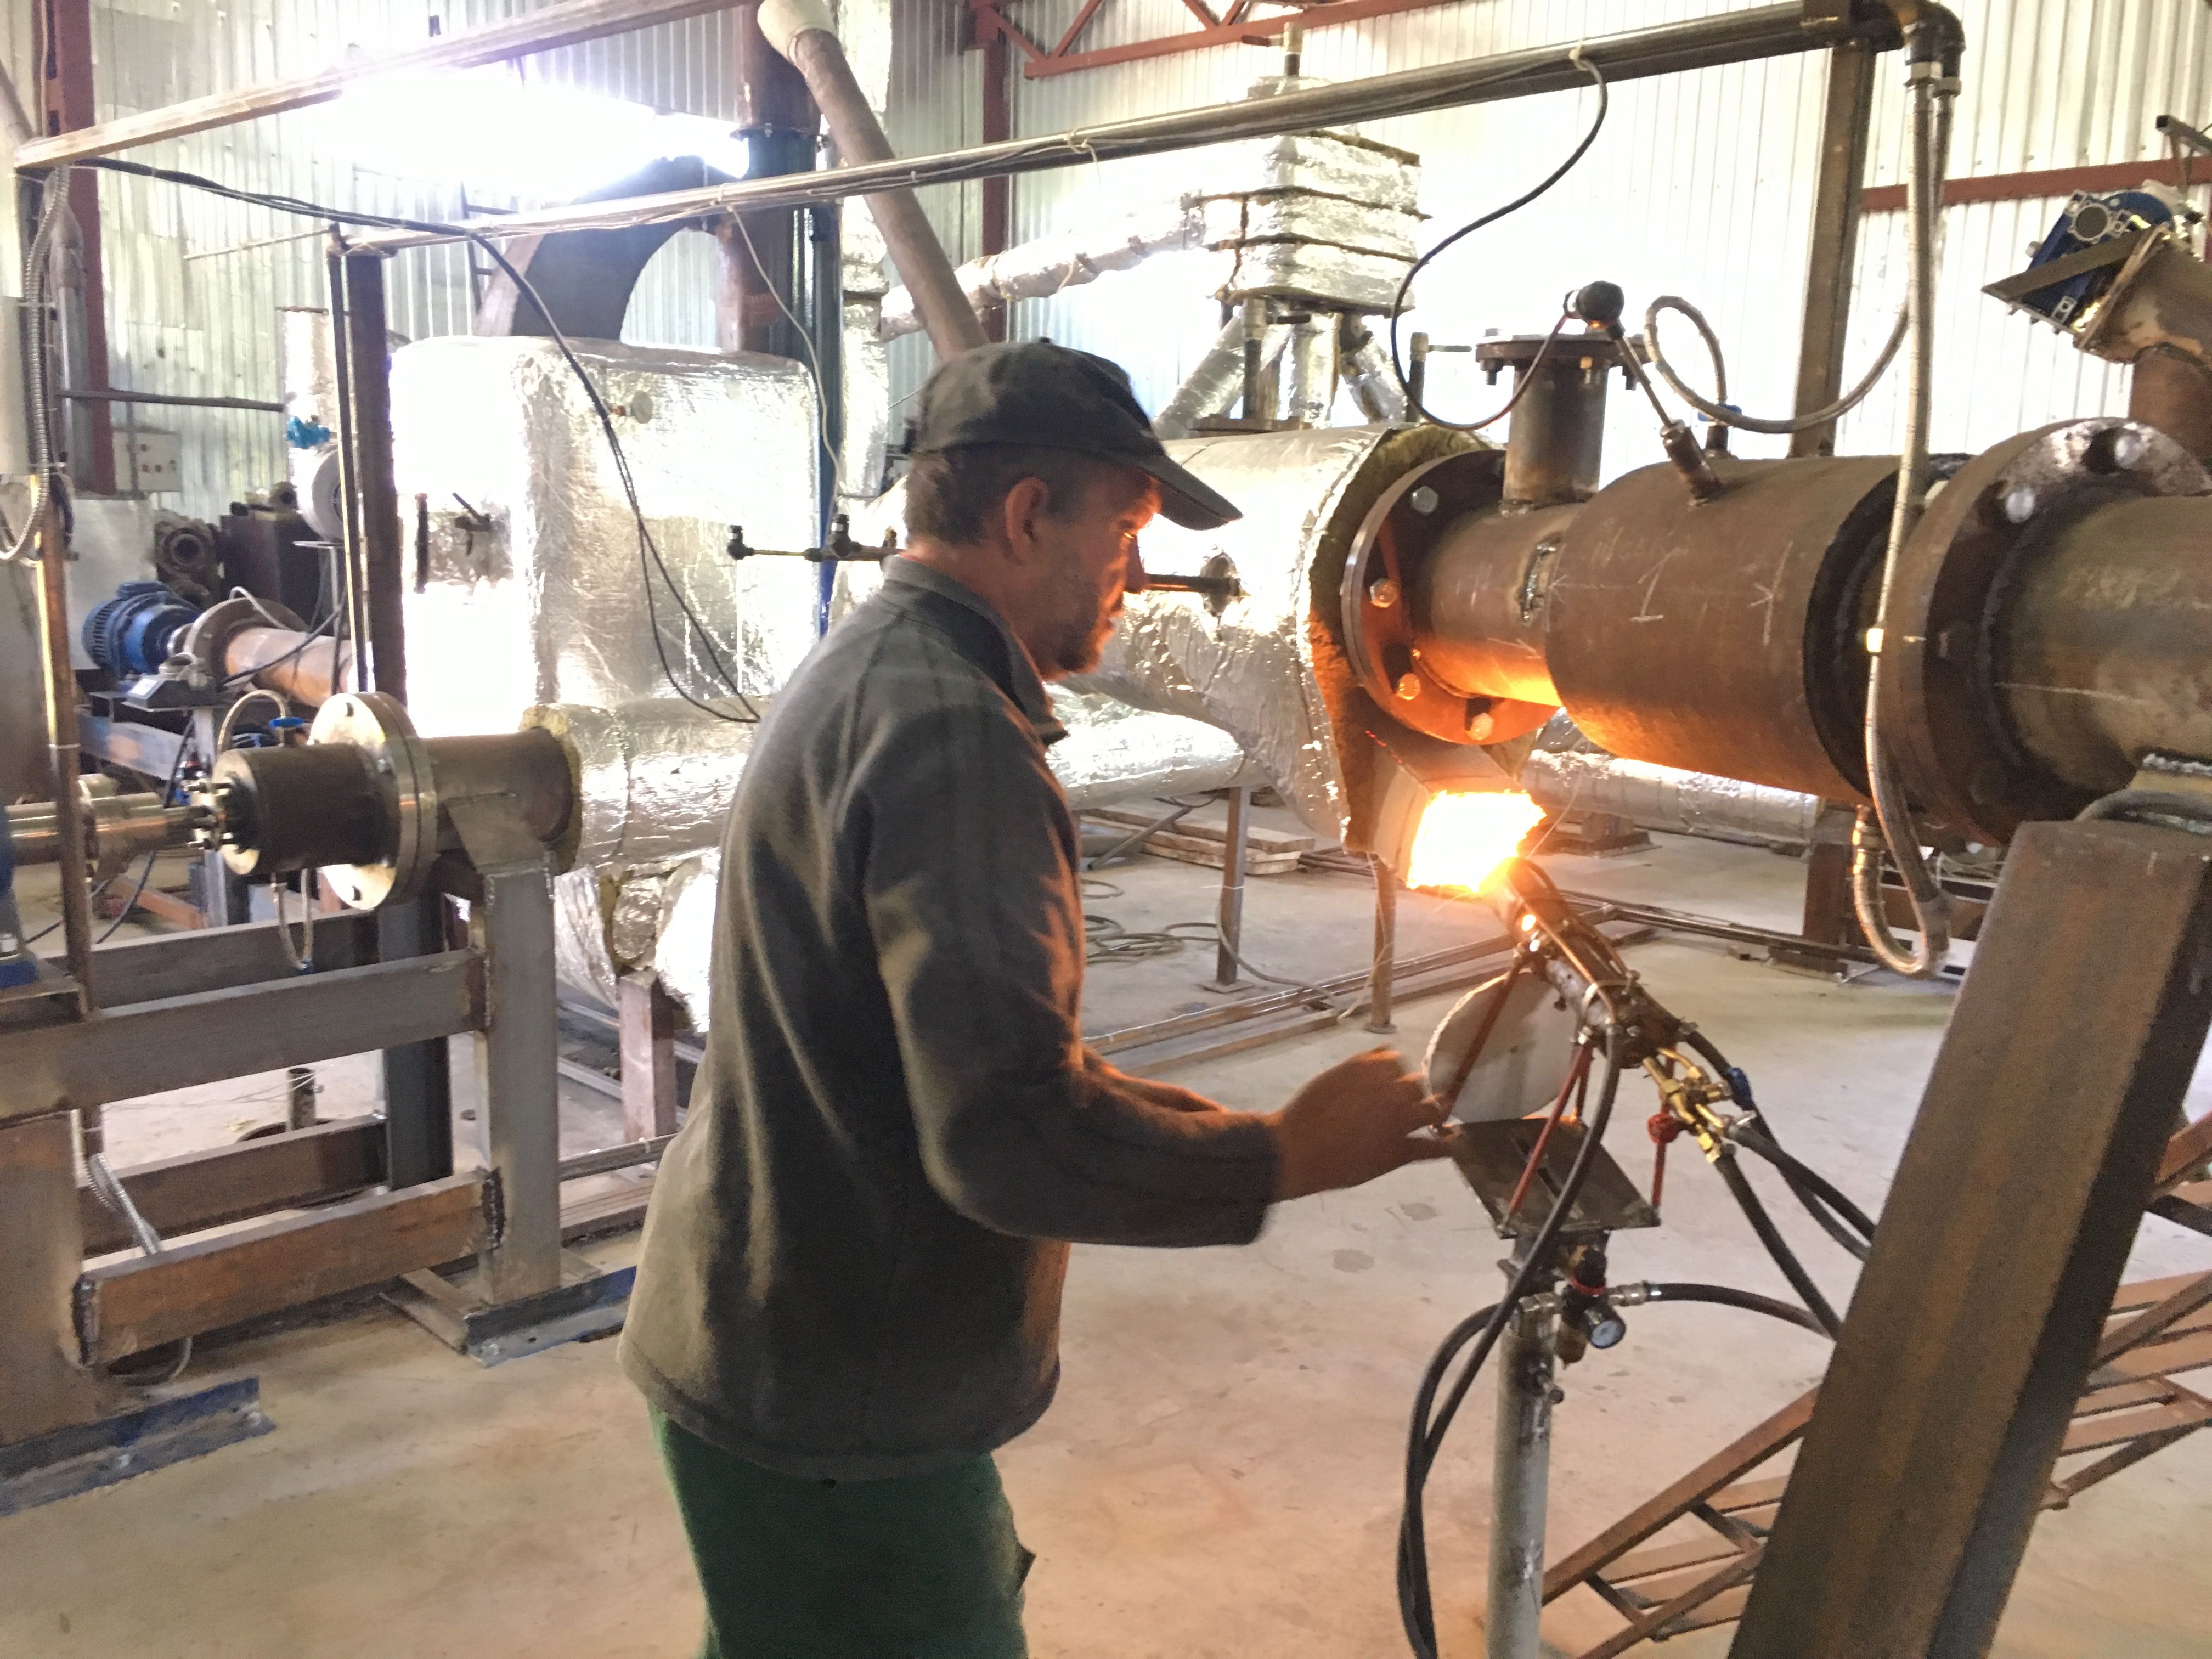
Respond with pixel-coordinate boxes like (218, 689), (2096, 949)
(221, 625), (353, 707)
(758, 0), (986, 362)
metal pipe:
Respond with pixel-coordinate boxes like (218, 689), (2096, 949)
(60, 387), (284, 413)
(341, 250), (408, 703)
(1486, 1297), (1556, 1659)
(323, 246), (368, 695)
(1212, 785), (1251, 990)
(758, 0), (985, 362)
(1855, 31), (1957, 977)
(33, 498), (94, 1018)
(222, 625), (351, 706)
(1522, 749), (1854, 848)
(352, 6), (1895, 254)
(1155, 318), (1288, 438)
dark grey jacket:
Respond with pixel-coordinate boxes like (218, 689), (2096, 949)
(621, 558), (1279, 1480)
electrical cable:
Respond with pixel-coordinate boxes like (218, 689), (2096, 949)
(3, 165), (74, 564)
(729, 212), (843, 505)
(78, 154), (762, 724)
(1711, 1147), (1844, 1338)
(1386, 53), (1609, 429)
(1398, 1023), (1627, 1657)
(1641, 292), (1910, 435)
(1638, 1280), (1829, 1336)
(219, 604), (340, 689)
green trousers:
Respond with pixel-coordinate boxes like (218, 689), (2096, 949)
(651, 1408), (1032, 1659)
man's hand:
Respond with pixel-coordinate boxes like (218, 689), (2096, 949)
(1267, 1048), (1453, 1201)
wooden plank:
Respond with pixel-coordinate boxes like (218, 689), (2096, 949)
(1085, 805), (1314, 853)
(76, 1116), (386, 1256)
(2056, 1397), (2212, 1457)
(560, 1175), (653, 1243)
(2108, 1269), (2212, 1313)
(2106, 1326), (2212, 1381)
(2157, 1114), (2212, 1187)
(1660, 1585), (1754, 1634)
(1544, 1392), (1814, 1601)
(1574, 1554), (1760, 1659)
(87, 913), (380, 1007)
(2094, 1272), (2212, 1365)
(1712, 1474), (1791, 1513)
(16, 0), (740, 165)
(1141, 835), (1303, 875)
(1607, 1532), (1748, 1585)
(77, 1173), (488, 1362)
(6, 951), (483, 1123)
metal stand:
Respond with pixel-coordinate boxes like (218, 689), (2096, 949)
(1488, 1293), (1559, 1659)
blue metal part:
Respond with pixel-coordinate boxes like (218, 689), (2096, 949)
(0, 1378), (274, 1516)
(81, 580), (200, 676)
(2015, 189), (2179, 326)
(284, 415), (331, 450)
(0, 808), (36, 989)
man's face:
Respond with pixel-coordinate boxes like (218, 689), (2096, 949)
(1031, 468), (1158, 678)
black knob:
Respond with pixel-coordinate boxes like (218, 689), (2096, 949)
(1565, 281), (1626, 328)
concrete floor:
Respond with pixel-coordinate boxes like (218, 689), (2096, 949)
(5, 836), (2210, 1658)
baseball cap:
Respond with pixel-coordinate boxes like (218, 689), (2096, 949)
(907, 342), (1243, 530)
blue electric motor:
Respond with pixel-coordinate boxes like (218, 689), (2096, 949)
(2013, 189), (2180, 328)
(82, 580), (201, 677)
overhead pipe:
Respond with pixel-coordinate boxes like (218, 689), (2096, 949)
(757, 0), (986, 362)
(352, 6), (1902, 255)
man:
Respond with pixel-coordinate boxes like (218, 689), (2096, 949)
(623, 342), (1449, 1657)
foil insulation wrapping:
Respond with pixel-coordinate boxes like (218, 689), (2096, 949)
(1225, 241), (1412, 312)
(1154, 319), (1290, 439)
(878, 201), (1201, 341)
(390, 336), (822, 738)
(1284, 317), (1338, 427)
(843, 427), (1470, 845)
(1522, 747), (1851, 847)
(543, 682), (1257, 1024)
(1342, 331), (1408, 422)
(527, 698), (763, 869)
(1217, 131), (1422, 214)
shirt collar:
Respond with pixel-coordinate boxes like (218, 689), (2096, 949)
(882, 556), (1067, 744)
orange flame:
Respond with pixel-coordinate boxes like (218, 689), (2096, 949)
(1403, 791), (1546, 895)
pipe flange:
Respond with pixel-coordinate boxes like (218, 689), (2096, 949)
(1877, 417), (2210, 842)
(1341, 448), (1556, 747)
(177, 595), (308, 689)
(307, 691), (439, 909)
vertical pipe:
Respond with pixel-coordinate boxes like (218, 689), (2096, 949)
(35, 495), (92, 1020)
(1212, 785), (1250, 989)
(979, 16), (1012, 345)
(286, 1066), (317, 1131)
(471, 838), (562, 1304)
(341, 251), (407, 704)
(1486, 1300), (1555, 1659)
(323, 248), (366, 691)
(1787, 42), (1877, 460)
(1366, 855), (1397, 1034)
(36, 0), (114, 495)
(381, 893), (455, 1190)
(761, 0), (985, 361)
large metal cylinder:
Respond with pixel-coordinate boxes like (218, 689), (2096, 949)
(1997, 492), (2212, 794)
(1407, 502), (1575, 706)
(1543, 454), (1895, 804)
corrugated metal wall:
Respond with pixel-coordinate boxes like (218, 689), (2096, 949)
(2, 0), (738, 520)
(888, 0), (2212, 476)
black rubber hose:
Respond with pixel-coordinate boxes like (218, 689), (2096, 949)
(1732, 1122), (1878, 1252)
(1398, 1026), (1628, 1657)
(1712, 1147), (1844, 1339)
(1641, 1280), (1831, 1337)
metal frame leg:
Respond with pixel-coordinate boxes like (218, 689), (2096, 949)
(618, 971), (679, 1142)
(1733, 819), (2212, 1658)
(379, 894), (453, 1187)
(1367, 854), (1397, 1034)
(0, 1113), (104, 1447)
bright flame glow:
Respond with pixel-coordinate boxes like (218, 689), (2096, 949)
(1403, 791), (1546, 895)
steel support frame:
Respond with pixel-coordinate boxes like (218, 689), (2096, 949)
(1733, 818), (2212, 1658)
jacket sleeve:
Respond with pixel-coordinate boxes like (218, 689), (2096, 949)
(855, 691), (1278, 1247)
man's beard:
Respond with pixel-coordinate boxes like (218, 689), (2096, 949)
(1036, 563), (1119, 677)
